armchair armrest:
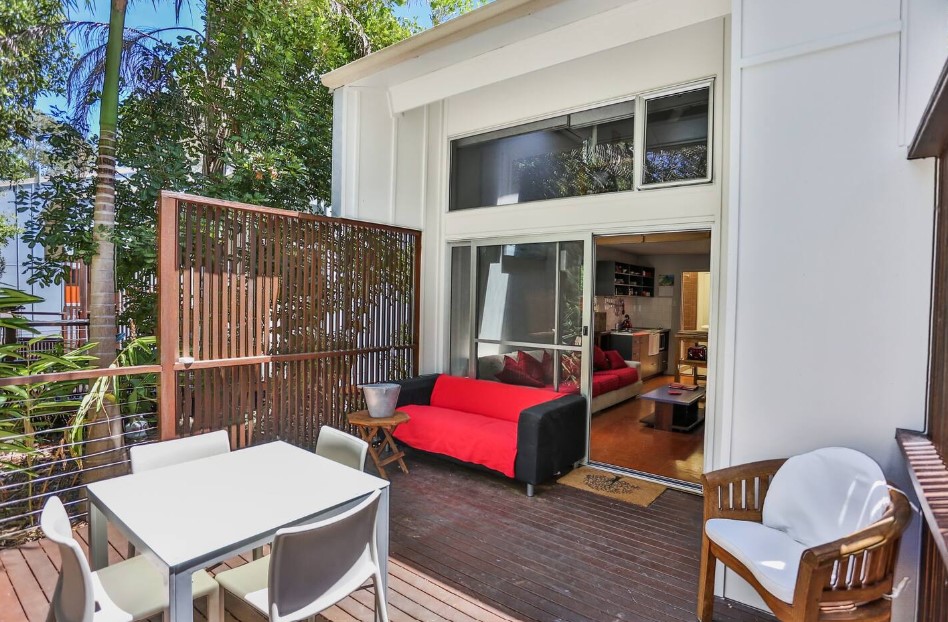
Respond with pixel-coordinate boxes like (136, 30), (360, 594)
(515, 394), (587, 485)
(702, 458), (786, 521)
(392, 374), (440, 407)
(794, 489), (913, 606)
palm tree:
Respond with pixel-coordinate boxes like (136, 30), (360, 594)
(87, 0), (127, 369)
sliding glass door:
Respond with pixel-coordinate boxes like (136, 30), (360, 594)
(449, 235), (594, 455)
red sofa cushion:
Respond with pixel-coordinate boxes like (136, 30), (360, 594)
(593, 371), (620, 393)
(394, 405), (518, 477)
(608, 366), (640, 387)
(430, 374), (556, 423)
(592, 346), (609, 371)
(604, 350), (626, 370)
(495, 354), (544, 388)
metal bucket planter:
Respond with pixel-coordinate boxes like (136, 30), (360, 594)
(361, 383), (401, 418)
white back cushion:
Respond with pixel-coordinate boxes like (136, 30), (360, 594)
(762, 447), (890, 547)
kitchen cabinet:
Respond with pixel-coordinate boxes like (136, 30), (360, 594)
(595, 261), (655, 297)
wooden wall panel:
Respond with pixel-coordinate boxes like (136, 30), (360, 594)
(158, 192), (421, 449)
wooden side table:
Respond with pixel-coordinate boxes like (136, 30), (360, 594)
(347, 410), (410, 480)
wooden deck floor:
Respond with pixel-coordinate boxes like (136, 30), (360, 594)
(1, 451), (773, 622)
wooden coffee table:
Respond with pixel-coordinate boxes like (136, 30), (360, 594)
(347, 410), (410, 480)
(640, 385), (706, 432)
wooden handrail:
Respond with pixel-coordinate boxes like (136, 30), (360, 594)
(160, 191), (423, 236)
(173, 346), (417, 371)
(0, 365), (162, 387)
(896, 428), (948, 569)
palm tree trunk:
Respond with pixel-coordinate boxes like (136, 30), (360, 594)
(85, 0), (129, 483)
(89, 0), (126, 369)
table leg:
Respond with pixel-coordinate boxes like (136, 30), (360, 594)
(168, 568), (194, 622)
(380, 429), (409, 475)
(376, 486), (389, 622)
(362, 426), (388, 480)
(88, 503), (108, 571)
(654, 402), (674, 431)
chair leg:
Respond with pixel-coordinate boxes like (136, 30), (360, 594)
(697, 534), (716, 622)
(207, 585), (222, 622)
(373, 571), (390, 622)
(218, 588), (227, 622)
(526, 484), (535, 497)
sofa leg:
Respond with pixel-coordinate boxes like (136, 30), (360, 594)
(526, 484), (535, 497)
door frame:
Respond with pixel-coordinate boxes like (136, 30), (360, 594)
(585, 226), (716, 494)
(443, 221), (722, 491)
(450, 232), (596, 444)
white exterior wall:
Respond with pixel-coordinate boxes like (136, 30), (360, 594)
(0, 182), (65, 315)
(330, 0), (948, 616)
(726, 0), (946, 617)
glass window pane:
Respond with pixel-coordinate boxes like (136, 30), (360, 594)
(476, 243), (556, 345)
(449, 246), (471, 376)
(643, 87), (710, 185)
(451, 107), (635, 211)
(557, 241), (584, 347)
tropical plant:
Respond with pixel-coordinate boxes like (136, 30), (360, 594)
(76, 335), (157, 452)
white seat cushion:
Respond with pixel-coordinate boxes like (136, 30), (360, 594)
(93, 556), (218, 621)
(706, 519), (807, 604)
(215, 556), (271, 614)
(762, 447), (890, 548)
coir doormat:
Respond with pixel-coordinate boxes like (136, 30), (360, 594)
(557, 467), (666, 507)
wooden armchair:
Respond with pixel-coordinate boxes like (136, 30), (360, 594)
(697, 452), (913, 622)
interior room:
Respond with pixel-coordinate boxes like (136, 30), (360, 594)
(589, 231), (712, 485)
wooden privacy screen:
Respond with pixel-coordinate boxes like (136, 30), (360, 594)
(157, 191), (421, 448)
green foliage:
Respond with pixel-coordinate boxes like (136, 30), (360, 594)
(0, 288), (96, 471)
(19, 0), (483, 333)
(427, 0), (488, 25)
(76, 336), (157, 451)
(0, 0), (72, 180)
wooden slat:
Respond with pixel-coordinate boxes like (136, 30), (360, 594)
(897, 429), (948, 569)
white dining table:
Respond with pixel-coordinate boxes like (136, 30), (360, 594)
(86, 440), (390, 622)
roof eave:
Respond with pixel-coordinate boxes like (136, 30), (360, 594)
(319, 0), (563, 90)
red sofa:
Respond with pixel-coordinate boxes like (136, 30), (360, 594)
(391, 374), (586, 496)
(477, 349), (644, 413)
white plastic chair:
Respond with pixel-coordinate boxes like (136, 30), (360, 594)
(40, 496), (220, 622)
(314, 426), (369, 471)
(214, 490), (389, 622)
(126, 430), (231, 557)
(129, 429), (230, 473)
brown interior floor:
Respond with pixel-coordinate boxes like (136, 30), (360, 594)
(589, 374), (705, 484)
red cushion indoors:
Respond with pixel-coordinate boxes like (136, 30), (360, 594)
(516, 351), (546, 385)
(430, 374), (556, 423)
(541, 351), (554, 384)
(587, 376), (606, 396)
(593, 372), (620, 393)
(495, 355), (544, 388)
(609, 366), (640, 387)
(592, 346), (609, 371)
(394, 405), (518, 477)
(604, 350), (626, 370)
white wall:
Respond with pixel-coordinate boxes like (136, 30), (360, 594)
(0, 182), (65, 316)
(331, 0), (948, 616)
(725, 0), (946, 617)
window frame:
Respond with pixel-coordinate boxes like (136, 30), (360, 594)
(637, 78), (715, 190)
(446, 77), (716, 212)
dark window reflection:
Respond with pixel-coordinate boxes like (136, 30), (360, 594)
(451, 110), (635, 211)
(643, 87), (710, 185)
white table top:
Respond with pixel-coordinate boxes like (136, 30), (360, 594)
(87, 441), (389, 571)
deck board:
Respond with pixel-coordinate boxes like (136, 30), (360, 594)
(1, 450), (773, 622)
